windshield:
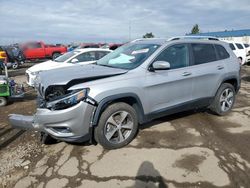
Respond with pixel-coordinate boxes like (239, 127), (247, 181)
(54, 51), (79, 62)
(96, 43), (160, 69)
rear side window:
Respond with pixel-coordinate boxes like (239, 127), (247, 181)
(191, 43), (217, 65)
(229, 43), (235, 50)
(244, 44), (249, 48)
(215, 45), (230, 60)
(96, 51), (110, 60)
(236, 43), (243, 49)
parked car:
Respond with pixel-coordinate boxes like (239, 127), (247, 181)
(22, 41), (67, 60)
(76, 43), (101, 49)
(26, 48), (111, 87)
(243, 43), (250, 62)
(10, 37), (240, 149)
(3, 45), (26, 69)
(226, 41), (247, 65)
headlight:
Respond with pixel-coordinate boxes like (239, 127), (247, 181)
(46, 89), (88, 110)
(30, 71), (38, 76)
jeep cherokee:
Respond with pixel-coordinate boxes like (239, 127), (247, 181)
(10, 36), (241, 149)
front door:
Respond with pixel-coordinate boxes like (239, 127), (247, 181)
(144, 43), (193, 114)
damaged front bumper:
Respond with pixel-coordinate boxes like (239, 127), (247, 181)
(9, 101), (95, 142)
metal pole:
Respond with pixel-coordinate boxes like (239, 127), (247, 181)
(4, 64), (8, 78)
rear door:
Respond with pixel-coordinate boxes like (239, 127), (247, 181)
(190, 43), (227, 101)
(144, 43), (193, 114)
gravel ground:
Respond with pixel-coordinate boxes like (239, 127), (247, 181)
(0, 64), (250, 188)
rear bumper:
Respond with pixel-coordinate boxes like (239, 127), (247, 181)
(9, 101), (95, 142)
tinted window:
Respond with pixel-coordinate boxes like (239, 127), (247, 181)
(244, 44), (249, 48)
(192, 43), (217, 65)
(27, 43), (42, 49)
(74, 52), (96, 62)
(236, 43), (243, 49)
(215, 45), (230, 60)
(229, 43), (235, 50)
(154, 44), (189, 69)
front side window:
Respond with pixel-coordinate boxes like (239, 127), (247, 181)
(236, 43), (244, 49)
(96, 43), (160, 70)
(244, 44), (249, 48)
(153, 44), (189, 69)
(229, 43), (236, 50)
(192, 43), (217, 65)
(215, 44), (230, 60)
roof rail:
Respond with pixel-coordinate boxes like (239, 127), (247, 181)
(131, 38), (167, 43)
(167, 36), (219, 41)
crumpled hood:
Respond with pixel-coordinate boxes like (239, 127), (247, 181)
(37, 64), (128, 92)
(27, 60), (71, 73)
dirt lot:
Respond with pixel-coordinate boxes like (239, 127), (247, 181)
(0, 65), (250, 188)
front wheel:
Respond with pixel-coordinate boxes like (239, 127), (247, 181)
(40, 132), (57, 145)
(210, 83), (236, 115)
(95, 102), (138, 149)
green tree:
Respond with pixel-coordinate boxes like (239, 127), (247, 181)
(143, 32), (155, 38)
(191, 24), (200, 34)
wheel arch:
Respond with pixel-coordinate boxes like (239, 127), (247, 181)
(92, 93), (146, 126)
(221, 77), (239, 92)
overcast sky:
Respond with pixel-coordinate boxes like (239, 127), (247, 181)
(0, 0), (249, 44)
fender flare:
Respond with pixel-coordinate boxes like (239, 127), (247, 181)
(91, 93), (146, 126)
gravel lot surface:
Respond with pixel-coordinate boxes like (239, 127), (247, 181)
(0, 64), (250, 188)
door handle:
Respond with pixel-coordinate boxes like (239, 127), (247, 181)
(217, 65), (224, 70)
(182, 72), (192, 76)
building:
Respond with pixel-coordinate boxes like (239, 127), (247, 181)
(191, 29), (250, 44)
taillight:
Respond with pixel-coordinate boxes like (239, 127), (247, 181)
(2, 53), (7, 57)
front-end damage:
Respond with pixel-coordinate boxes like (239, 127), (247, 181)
(9, 86), (98, 143)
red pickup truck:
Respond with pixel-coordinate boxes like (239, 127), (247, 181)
(22, 41), (67, 60)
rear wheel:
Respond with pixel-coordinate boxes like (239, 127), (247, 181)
(95, 102), (138, 149)
(0, 97), (7, 107)
(210, 83), (235, 115)
(12, 62), (18, 69)
(52, 53), (61, 60)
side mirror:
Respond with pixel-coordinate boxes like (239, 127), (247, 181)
(149, 61), (170, 71)
(71, 58), (79, 63)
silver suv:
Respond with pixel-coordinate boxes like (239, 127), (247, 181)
(10, 37), (241, 149)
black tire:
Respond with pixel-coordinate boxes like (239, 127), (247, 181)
(0, 97), (7, 107)
(95, 102), (138, 149)
(52, 53), (60, 60)
(12, 62), (18, 69)
(210, 83), (236, 116)
(40, 132), (57, 145)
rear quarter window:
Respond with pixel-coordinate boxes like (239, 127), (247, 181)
(215, 44), (230, 60)
(191, 43), (217, 65)
(229, 43), (236, 50)
(236, 43), (244, 49)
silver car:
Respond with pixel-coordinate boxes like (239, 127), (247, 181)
(10, 37), (241, 149)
